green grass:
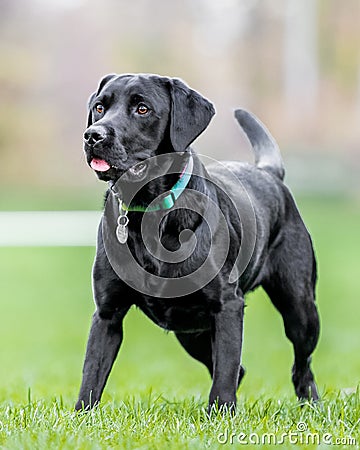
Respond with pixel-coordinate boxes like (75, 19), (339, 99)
(0, 197), (359, 448)
(0, 393), (358, 449)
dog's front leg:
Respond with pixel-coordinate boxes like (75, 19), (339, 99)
(209, 297), (244, 413)
(75, 306), (129, 411)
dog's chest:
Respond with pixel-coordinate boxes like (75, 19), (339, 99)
(128, 228), (206, 278)
(137, 295), (211, 333)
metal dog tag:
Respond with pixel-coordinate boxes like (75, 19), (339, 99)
(115, 199), (129, 244)
(116, 214), (129, 244)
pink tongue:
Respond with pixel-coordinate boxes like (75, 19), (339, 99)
(90, 158), (111, 172)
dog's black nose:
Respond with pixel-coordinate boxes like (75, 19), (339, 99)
(84, 126), (106, 146)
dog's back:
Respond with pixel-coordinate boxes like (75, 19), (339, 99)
(206, 109), (310, 292)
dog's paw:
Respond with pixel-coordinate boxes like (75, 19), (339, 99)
(293, 370), (319, 402)
(207, 397), (237, 417)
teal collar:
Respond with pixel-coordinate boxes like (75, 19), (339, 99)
(114, 154), (193, 212)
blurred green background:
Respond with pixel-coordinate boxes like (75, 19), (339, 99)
(1, 199), (359, 407)
(0, 0), (359, 406)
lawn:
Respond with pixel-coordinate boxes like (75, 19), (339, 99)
(0, 197), (359, 448)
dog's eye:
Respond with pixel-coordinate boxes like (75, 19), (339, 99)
(95, 104), (104, 114)
(136, 104), (149, 115)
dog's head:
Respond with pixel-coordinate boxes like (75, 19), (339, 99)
(83, 73), (215, 182)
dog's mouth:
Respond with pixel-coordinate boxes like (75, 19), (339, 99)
(89, 158), (148, 181)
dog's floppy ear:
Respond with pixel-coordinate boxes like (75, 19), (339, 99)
(96, 73), (117, 95)
(86, 74), (117, 127)
(169, 78), (215, 152)
(86, 92), (96, 127)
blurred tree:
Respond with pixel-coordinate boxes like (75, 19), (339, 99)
(283, 0), (318, 118)
(0, 0), (359, 191)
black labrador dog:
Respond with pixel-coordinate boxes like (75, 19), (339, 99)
(76, 73), (320, 411)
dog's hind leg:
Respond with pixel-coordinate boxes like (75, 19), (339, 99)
(175, 331), (213, 376)
(262, 235), (320, 401)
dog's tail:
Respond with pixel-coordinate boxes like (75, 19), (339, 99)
(234, 109), (285, 180)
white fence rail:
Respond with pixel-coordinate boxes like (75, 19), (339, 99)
(0, 211), (102, 246)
